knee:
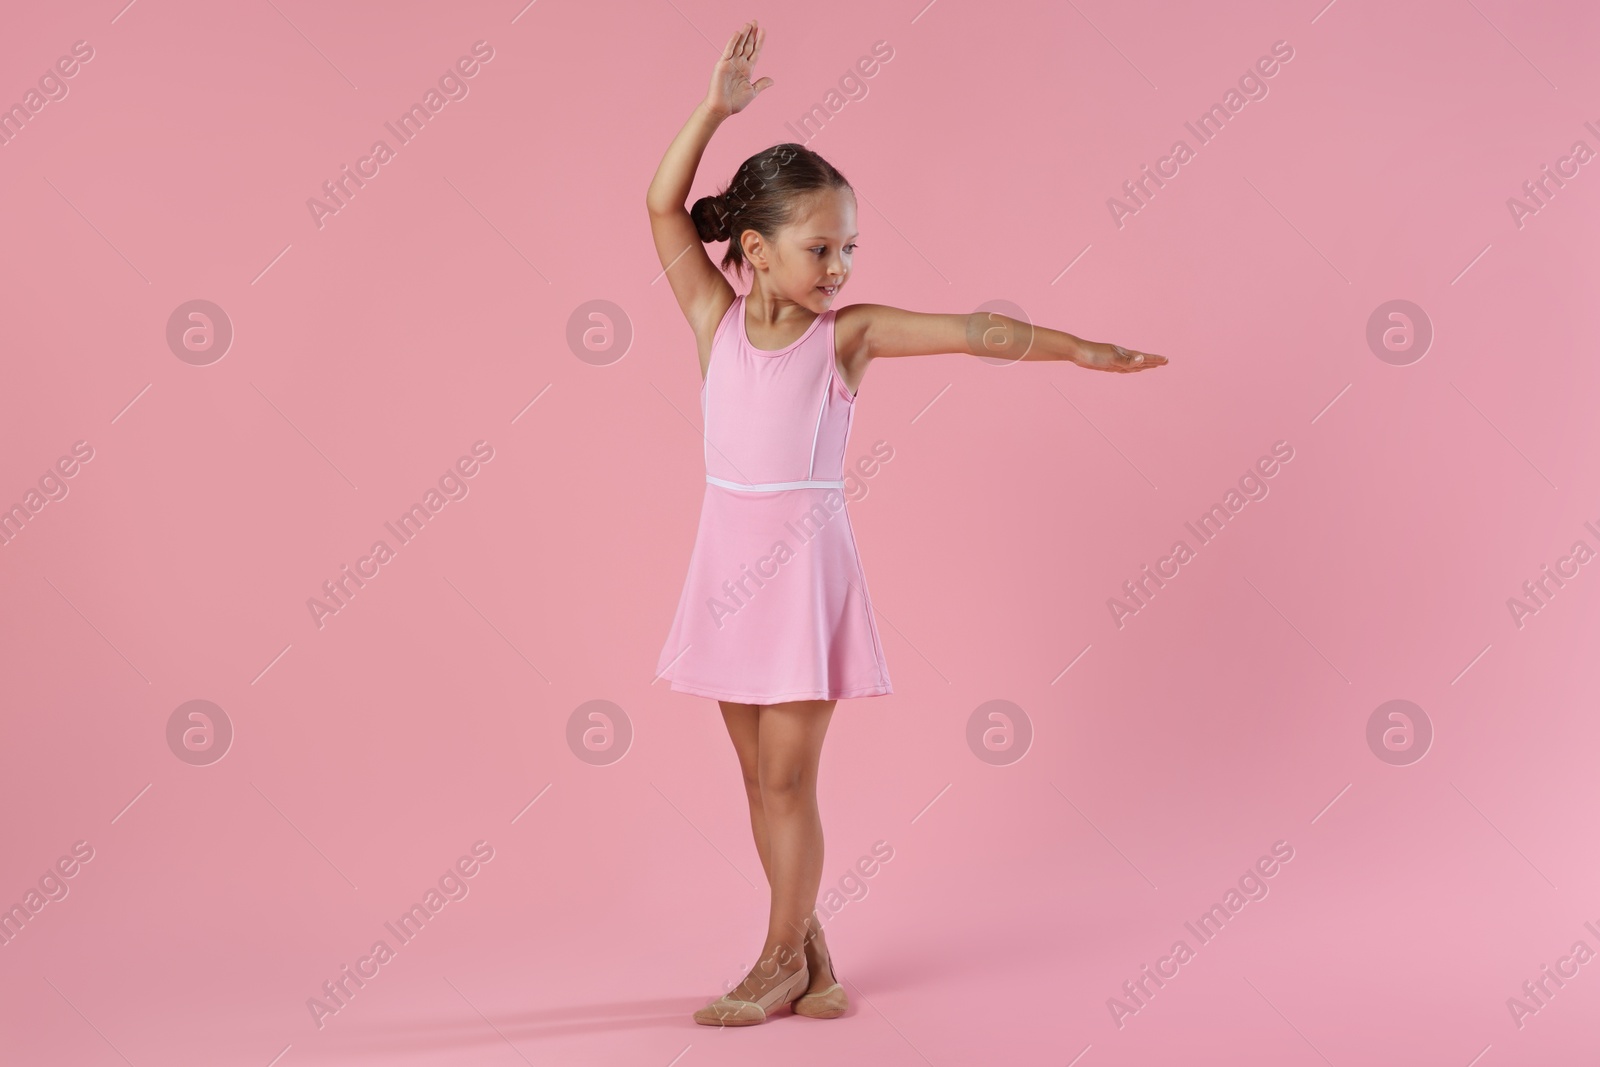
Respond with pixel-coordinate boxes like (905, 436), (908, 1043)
(757, 766), (809, 810)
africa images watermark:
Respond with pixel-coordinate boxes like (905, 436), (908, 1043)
(1505, 918), (1600, 1030)
(307, 440), (495, 630)
(0, 39), (95, 149)
(1504, 513), (1600, 630)
(703, 440), (894, 631)
(306, 840), (495, 1029)
(814, 838), (894, 931)
(1107, 440), (1295, 629)
(779, 40), (895, 145)
(0, 840), (96, 949)
(1107, 839), (1296, 1029)
(0, 439), (95, 548)
(717, 839), (896, 997)
(306, 40), (496, 229)
(1505, 120), (1600, 230)
(1107, 39), (1296, 229)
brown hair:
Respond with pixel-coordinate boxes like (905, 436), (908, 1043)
(690, 143), (851, 279)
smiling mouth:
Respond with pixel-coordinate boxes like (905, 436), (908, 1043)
(816, 284), (839, 295)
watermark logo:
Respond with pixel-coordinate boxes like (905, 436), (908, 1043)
(1365, 299), (1432, 366)
(566, 700), (632, 766)
(166, 300), (234, 366)
(566, 299), (633, 366)
(1365, 699), (1431, 766)
(966, 699), (1032, 766)
(965, 300), (1034, 366)
(166, 700), (233, 766)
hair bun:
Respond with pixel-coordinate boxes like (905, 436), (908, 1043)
(691, 193), (733, 243)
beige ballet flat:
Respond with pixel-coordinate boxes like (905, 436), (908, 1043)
(693, 961), (809, 1026)
(794, 933), (848, 1019)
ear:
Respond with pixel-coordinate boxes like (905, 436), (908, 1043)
(740, 229), (768, 270)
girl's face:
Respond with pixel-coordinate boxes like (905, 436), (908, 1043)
(750, 186), (858, 310)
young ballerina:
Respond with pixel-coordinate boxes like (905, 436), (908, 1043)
(647, 20), (1167, 1027)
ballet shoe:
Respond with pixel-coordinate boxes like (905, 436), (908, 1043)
(794, 929), (848, 1019)
(693, 960), (809, 1026)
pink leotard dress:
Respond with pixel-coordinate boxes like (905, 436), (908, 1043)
(656, 292), (893, 704)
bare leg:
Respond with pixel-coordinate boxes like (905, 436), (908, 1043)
(719, 701), (773, 883)
(718, 698), (836, 1002)
(720, 700), (836, 995)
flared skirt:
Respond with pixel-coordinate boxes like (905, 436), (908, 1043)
(656, 483), (893, 704)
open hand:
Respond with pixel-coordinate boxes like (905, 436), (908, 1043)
(1078, 342), (1169, 373)
(706, 20), (773, 117)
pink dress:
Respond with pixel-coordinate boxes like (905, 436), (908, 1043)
(656, 293), (894, 704)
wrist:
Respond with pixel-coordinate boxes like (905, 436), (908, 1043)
(698, 99), (731, 121)
(1075, 340), (1113, 369)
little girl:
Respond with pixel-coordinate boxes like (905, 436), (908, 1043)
(646, 20), (1167, 1027)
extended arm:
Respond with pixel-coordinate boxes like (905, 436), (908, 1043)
(848, 304), (1168, 373)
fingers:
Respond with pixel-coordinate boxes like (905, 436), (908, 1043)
(723, 21), (753, 61)
(1110, 344), (1166, 371)
(1122, 352), (1167, 372)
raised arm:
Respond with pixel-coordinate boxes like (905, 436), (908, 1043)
(839, 303), (1169, 374)
(645, 20), (773, 344)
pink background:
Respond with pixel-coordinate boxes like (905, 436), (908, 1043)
(3, 0), (1599, 1063)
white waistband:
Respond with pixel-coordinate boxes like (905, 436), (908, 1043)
(707, 474), (845, 492)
